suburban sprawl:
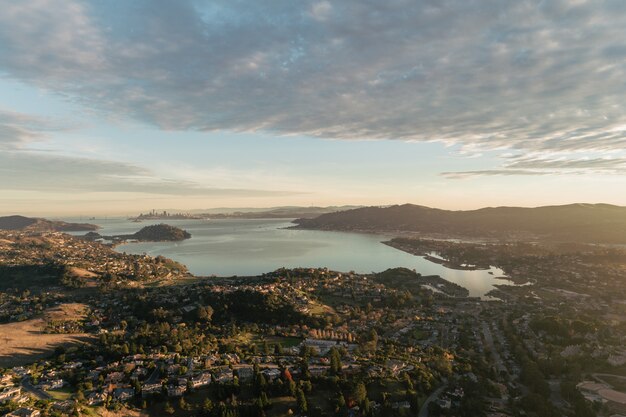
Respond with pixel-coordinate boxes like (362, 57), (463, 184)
(0, 227), (625, 417)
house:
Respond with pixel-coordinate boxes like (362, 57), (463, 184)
(191, 372), (212, 388)
(87, 391), (107, 406)
(215, 368), (234, 383)
(391, 401), (411, 410)
(105, 371), (125, 384)
(40, 379), (64, 390)
(51, 400), (73, 413)
(4, 408), (41, 417)
(167, 385), (186, 397)
(141, 383), (162, 398)
(0, 386), (21, 402)
(113, 387), (135, 402)
(261, 369), (281, 382)
(437, 398), (452, 409)
(237, 366), (254, 382)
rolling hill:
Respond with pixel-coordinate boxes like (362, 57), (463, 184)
(293, 203), (626, 243)
(0, 215), (98, 232)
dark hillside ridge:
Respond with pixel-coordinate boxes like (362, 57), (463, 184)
(293, 203), (626, 244)
(0, 215), (98, 232)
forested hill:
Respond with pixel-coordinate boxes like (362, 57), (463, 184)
(0, 215), (98, 232)
(293, 203), (626, 244)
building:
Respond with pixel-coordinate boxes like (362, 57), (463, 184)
(4, 408), (41, 417)
(0, 386), (21, 402)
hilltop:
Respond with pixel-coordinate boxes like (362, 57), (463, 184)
(82, 224), (191, 243)
(131, 224), (191, 241)
(0, 215), (98, 232)
(293, 203), (626, 244)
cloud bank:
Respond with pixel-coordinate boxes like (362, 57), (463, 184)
(0, 0), (624, 158)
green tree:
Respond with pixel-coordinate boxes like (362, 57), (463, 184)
(353, 382), (367, 405)
(296, 388), (308, 413)
(329, 347), (342, 375)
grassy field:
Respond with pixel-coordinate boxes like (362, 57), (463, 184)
(225, 331), (303, 350)
(0, 303), (94, 367)
(48, 387), (73, 401)
(67, 267), (100, 287)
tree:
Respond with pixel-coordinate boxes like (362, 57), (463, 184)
(300, 357), (311, 380)
(197, 305), (214, 322)
(353, 382), (367, 405)
(296, 388), (308, 413)
(164, 401), (175, 415)
(202, 398), (214, 413)
(75, 389), (85, 403)
(329, 347), (342, 375)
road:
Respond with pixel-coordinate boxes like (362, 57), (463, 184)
(593, 373), (626, 386)
(21, 377), (52, 400)
(481, 321), (507, 375)
(418, 384), (447, 417)
(146, 366), (161, 384)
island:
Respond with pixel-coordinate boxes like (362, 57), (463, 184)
(83, 224), (191, 244)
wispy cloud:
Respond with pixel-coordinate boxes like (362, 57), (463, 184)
(0, 109), (65, 149)
(441, 169), (555, 180)
(0, 150), (299, 197)
(442, 155), (626, 179)
(506, 157), (626, 170)
(0, 0), (624, 156)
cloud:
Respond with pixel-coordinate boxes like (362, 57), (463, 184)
(0, 151), (300, 197)
(506, 157), (626, 170)
(441, 155), (626, 178)
(0, 0), (624, 155)
(0, 109), (65, 149)
(0, 106), (300, 198)
(441, 169), (555, 179)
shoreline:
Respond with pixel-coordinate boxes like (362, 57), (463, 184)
(381, 240), (491, 271)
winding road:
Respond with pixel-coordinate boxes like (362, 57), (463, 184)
(418, 384), (447, 417)
(21, 377), (52, 400)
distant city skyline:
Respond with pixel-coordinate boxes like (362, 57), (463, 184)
(1, 1), (625, 215)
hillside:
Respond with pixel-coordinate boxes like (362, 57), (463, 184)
(293, 203), (626, 244)
(131, 224), (191, 241)
(0, 215), (98, 232)
(209, 205), (361, 219)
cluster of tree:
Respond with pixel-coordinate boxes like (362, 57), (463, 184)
(0, 262), (65, 291)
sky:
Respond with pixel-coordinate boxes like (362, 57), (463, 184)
(1, 0), (625, 216)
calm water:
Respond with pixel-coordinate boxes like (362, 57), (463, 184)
(64, 217), (515, 298)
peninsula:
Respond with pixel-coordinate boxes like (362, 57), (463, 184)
(0, 215), (98, 232)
